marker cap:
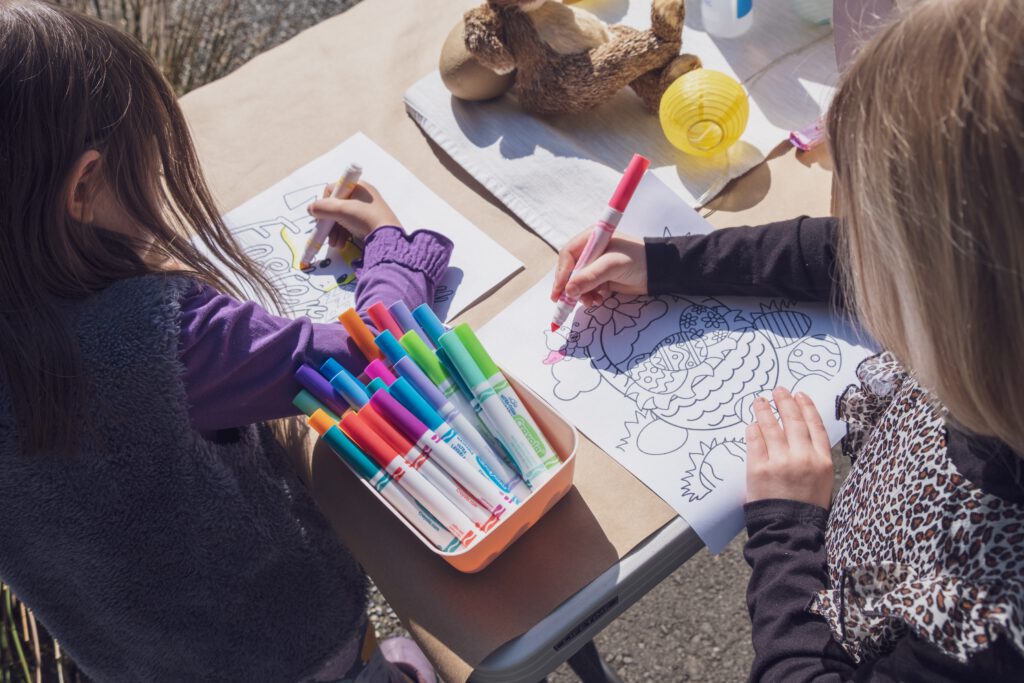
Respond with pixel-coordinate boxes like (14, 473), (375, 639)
(365, 358), (397, 385)
(608, 154), (650, 213)
(390, 377), (445, 431)
(329, 366), (370, 409)
(366, 377), (389, 395)
(368, 301), (403, 339)
(292, 390), (340, 422)
(361, 402), (416, 455)
(387, 300), (430, 344)
(339, 308), (383, 362)
(308, 408), (337, 436)
(370, 388), (428, 443)
(294, 365), (348, 416)
(393, 356), (446, 410)
(400, 331), (449, 386)
(436, 347), (475, 400)
(438, 332), (487, 389)
(339, 410), (398, 468)
(453, 324), (501, 379)
(412, 304), (447, 346)
(374, 330), (408, 365)
(319, 357), (345, 381)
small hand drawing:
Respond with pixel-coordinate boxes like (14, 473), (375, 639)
(680, 438), (746, 502)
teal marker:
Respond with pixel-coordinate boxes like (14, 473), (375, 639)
(308, 410), (460, 552)
(292, 389), (340, 422)
(438, 331), (553, 488)
(454, 323), (559, 473)
(366, 377), (389, 395)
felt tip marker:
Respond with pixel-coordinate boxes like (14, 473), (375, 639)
(454, 323), (559, 474)
(388, 300), (432, 347)
(366, 377), (389, 395)
(339, 410), (477, 546)
(294, 364), (349, 417)
(374, 330), (408, 366)
(370, 388), (515, 515)
(364, 358), (397, 385)
(309, 410), (460, 552)
(412, 303), (447, 347)
(438, 331), (552, 489)
(328, 366), (370, 409)
(550, 154), (649, 332)
(299, 163), (361, 269)
(339, 308), (383, 363)
(367, 302), (404, 340)
(361, 401), (500, 531)
(401, 330), (482, 421)
(292, 389), (340, 422)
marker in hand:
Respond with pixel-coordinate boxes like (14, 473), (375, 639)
(549, 154), (649, 332)
(299, 162), (362, 270)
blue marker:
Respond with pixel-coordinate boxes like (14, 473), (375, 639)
(308, 409), (460, 552)
(374, 330), (408, 366)
(412, 303), (448, 347)
(319, 357), (345, 381)
(366, 377), (389, 395)
(329, 366), (370, 409)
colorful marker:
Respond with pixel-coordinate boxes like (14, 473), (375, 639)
(309, 410), (460, 552)
(339, 409), (477, 546)
(370, 388), (514, 516)
(374, 330), (408, 366)
(367, 302), (404, 340)
(328, 366), (370, 409)
(454, 323), (559, 473)
(412, 303), (447, 346)
(439, 331), (553, 488)
(364, 358), (397, 385)
(401, 331), (481, 424)
(366, 377), (389, 395)
(294, 364), (349, 416)
(549, 154), (649, 331)
(299, 163), (362, 270)
(292, 389), (340, 422)
(361, 401), (500, 531)
(339, 308), (383, 363)
(389, 377), (526, 504)
(388, 300), (431, 346)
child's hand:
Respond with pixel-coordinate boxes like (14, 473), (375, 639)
(550, 230), (648, 308)
(307, 181), (401, 247)
(745, 387), (833, 510)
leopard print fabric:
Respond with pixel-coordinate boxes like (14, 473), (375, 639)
(809, 353), (1024, 663)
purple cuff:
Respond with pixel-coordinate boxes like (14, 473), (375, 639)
(357, 226), (453, 285)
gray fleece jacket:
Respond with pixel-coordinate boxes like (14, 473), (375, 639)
(0, 275), (366, 682)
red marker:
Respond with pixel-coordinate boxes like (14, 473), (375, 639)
(339, 410), (477, 546)
(368, 302), (404, 340)
(550, 154), (649, 331)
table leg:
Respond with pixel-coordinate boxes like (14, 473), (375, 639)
(565, 640), (625, 683)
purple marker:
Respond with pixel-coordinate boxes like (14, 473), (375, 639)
(388, 300), (432, 348)
(365, 358), (397, 385)
(294, 364), (348, 416)
(370, 389), (514, 517)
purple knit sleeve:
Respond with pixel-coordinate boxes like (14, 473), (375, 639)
(179, 227), (453, 433)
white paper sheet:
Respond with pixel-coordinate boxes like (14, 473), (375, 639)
(479, 174), (874, 553)
(404, 0), (838, 250)
(219, 132), (522, 321)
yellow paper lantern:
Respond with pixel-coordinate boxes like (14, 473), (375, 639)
(659, 69), (749, 157)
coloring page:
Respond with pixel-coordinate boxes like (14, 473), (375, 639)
(219, 132), (522, 321)
(479, 174), (874, 552)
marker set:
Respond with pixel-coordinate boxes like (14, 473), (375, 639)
(293, 300), (570, 563)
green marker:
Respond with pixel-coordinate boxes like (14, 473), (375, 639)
(292, 390), (340, 422)
(454, 324), (559, 473)
(438, 330), (553, 488)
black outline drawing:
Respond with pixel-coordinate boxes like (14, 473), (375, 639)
(680, 438), (747, 502)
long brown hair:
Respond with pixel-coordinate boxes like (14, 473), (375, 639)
(0, 0), (280, 454)
(829, 0), (1024, 453)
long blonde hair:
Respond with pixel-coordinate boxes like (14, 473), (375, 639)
(829, 0), (1024, 453)
(0, 1), (280, 454)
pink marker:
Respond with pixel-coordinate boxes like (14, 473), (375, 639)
(369, 389), (512, 519)
(364, 358), (397, 385)
(550, 154), (649, 331)
(368, 302), (404, 340)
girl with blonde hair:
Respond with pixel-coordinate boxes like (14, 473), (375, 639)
(554, 0), (1023, 678)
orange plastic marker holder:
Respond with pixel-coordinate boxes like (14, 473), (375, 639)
(339, 308), (383, 363)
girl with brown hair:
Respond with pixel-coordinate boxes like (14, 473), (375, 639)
(554, 0), (1023, 678)
(0, 1), (443, 680)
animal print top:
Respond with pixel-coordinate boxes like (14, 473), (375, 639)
(809, 352), (1024, 663)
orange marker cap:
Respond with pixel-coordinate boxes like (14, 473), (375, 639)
(339, 308), (383, 362)
(308, 409), (337, 436)
(360, 402), (416, 455)
(339, 410), (398, 468)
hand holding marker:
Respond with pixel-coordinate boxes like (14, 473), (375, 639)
(550, 154), (649, 331)
(299, 163), (362, 270)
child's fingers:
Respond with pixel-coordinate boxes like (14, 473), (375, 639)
(328, 224), (352, 248)
(795, 392), (831, 456)
(551, 230), (592, 302)
(753, 396), (786, 452)
(565, 253), (621, 300)
(745, 422), (768, 464)
(773, 386), (811, 449)
(322, 183), (334, 199)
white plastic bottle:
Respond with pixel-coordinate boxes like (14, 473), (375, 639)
(702, 0), (754, 38)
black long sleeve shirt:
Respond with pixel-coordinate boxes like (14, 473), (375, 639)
(644, 216), (1024, 682)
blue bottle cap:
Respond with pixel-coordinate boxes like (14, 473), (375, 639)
(329, 366), (370, 409)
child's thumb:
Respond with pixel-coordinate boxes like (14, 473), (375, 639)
(307, 197), (350, 222)
(565, 258), (615, 299)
